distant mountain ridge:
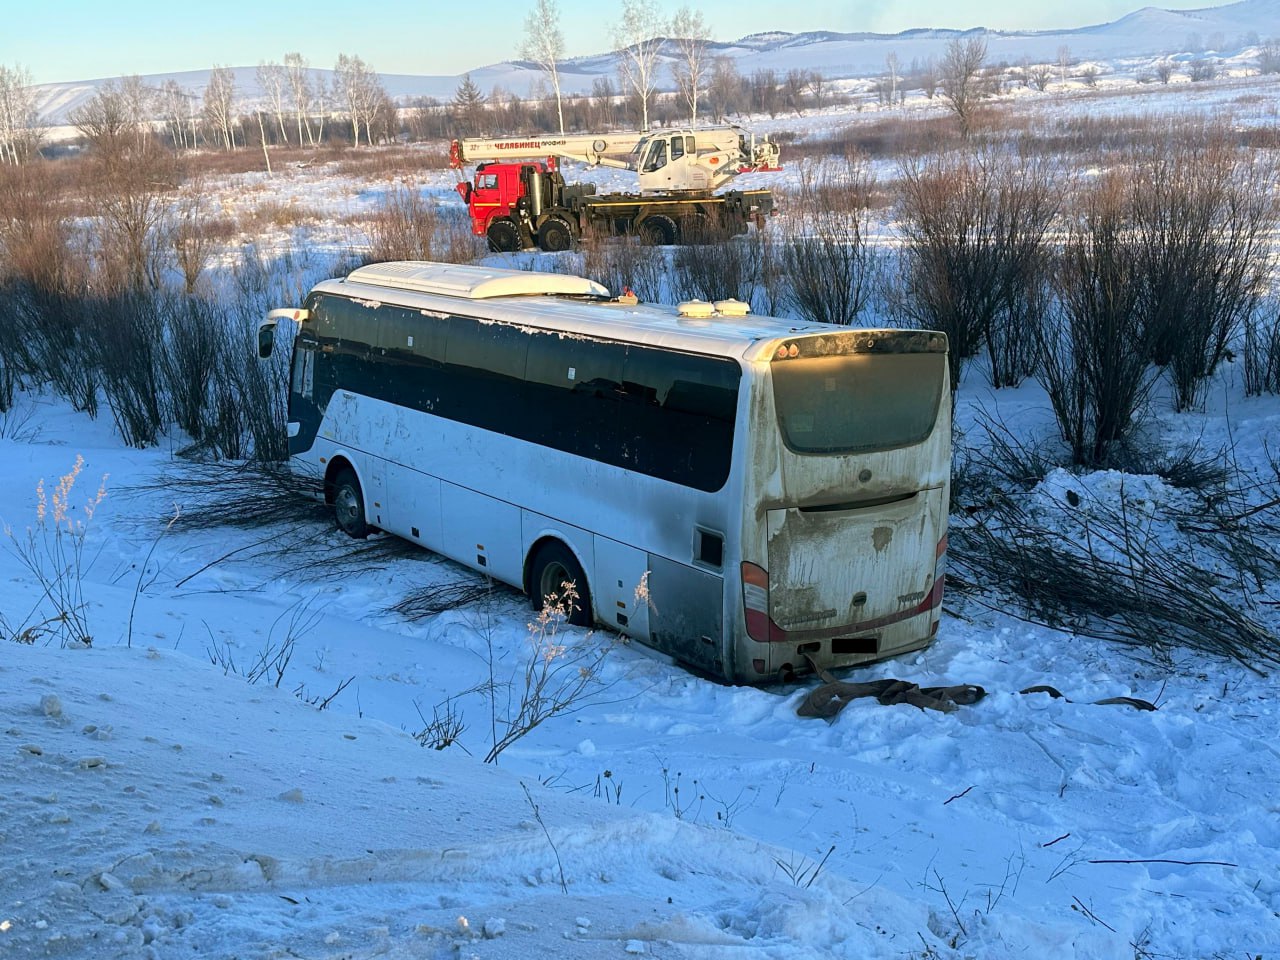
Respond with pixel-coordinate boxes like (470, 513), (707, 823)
(31, 0), (1280, 125)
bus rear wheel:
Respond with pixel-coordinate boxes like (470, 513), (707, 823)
(331, 467), (372, 539)
(529, 541), (592, 627)
(487, 218), (521, 253)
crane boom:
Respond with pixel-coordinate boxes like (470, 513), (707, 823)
(451, 125), (780, 193)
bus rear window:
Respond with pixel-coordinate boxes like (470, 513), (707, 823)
(772, 352), (945, 454)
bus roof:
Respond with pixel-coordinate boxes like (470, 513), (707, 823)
(317, 261), (851, 360)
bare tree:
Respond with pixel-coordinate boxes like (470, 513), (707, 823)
(1057, 44), (1072, 86)
(670, 6), (710, 127)
(1029, 64), (1054, 91)
(1259, 38), (1280, 74)
(938, 36), (988, 135)
(256, 61), (290, 144)
(886, 52), (900, 105)
(0, 64), (41, 164)
(918, 57), (939, 99)
(71, 81), (132, 162)
(334, 54), (385, 146)
(283, 52), (315, 146)
(783, 69), (809, 115)
(203, 66), (237, 150)
(521, 0), (566, 134)
(612, 0), (667, 132)
(1188, 58), (1218, 81)
(707, 56), (743, 120)
(806, 71), (829, 110)
(1154, 59), (1175, 84)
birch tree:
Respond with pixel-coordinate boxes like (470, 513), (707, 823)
(256, 60), (290, 144)
(670, 6), (709, 127)
(612, 0), (667, 132)
(0, 64), (41, 164)
(334, 54), (385, 147)
(284, 52), (315, 145)
(520, 0), (566, 134)
(203, 66), (237, 150)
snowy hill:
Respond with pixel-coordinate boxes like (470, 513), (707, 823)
(29, 0), (1280, 124)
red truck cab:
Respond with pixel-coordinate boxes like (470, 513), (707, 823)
(454, 160), (552, 238)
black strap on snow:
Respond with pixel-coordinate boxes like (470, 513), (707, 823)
(795, 655), (1156, 719)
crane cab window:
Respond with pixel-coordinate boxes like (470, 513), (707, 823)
(671, 137), (685, 161)
(642, 140), (669, 172)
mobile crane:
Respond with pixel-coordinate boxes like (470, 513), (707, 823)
(450, 126), (780, 252)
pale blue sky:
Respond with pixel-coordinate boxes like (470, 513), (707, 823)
(6, 0), (1219, 85)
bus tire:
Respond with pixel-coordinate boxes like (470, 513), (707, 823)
(529, 541), (592, 627)
(486, 218), (521, 253)
(639, 214), (678, 246)
(331, 467), (372, 539)
(537, 217), (573, 253)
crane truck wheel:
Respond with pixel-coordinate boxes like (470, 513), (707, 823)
(639, 214), (679, 246)
(486, 219), (521, 253)
(537, 218), (573, 253)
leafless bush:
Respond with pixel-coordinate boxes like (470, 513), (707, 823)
(578, 233), (667, 303)
(1037, 172), (1153, 466)
(393, 577), (506, 619)
(894, 148), (1062, 389)
(950, 487), (1280, 672)
(1128, 139), (1277, 410)
(85, 292), (165, 447)
(481, 584), (616, 765)
(363, 187), (480, 266)
(168, 186), (233, 293)
(671, 223), (760, 304)
(413, 697), (469, 752)
(365, 183), (439, 262)
(1244, 304), (1280, 396)
(778, 155), (880, 327)
(0, 164), (98, 413)
(1187, 59), (1218, 82)
(160, 295), (228, 443)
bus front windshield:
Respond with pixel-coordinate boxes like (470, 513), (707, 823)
(772, 352), (945, 455)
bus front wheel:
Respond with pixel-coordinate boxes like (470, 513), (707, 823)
(331, 467), (372, 539)
(529, 542), (592, 627)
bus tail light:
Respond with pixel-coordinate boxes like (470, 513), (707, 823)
(741, 562), (771, 642)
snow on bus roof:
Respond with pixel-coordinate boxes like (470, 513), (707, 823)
(325, 260), (834, 358)
(346, 260), (611, 300)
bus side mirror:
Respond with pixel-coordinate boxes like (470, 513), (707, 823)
(257, 319), (277, 358)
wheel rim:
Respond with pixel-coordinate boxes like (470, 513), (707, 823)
(538, 560), (571, 604)
(335, 486), (361, 531)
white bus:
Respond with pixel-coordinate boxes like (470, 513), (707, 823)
(258, 261), (950, 683)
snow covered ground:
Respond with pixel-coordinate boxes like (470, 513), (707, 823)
(3, 325), (1280, 960)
